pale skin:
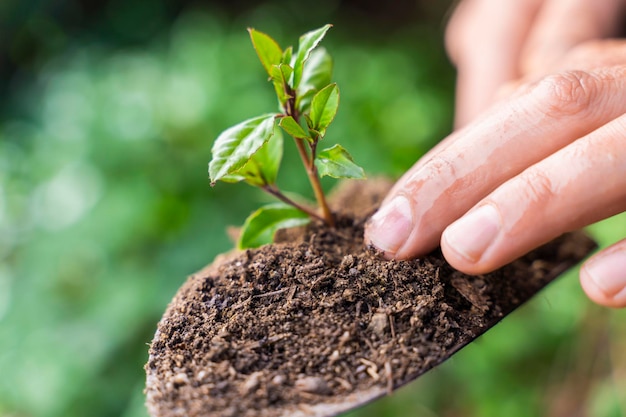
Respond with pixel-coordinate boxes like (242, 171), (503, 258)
(364, 0), (626, 308)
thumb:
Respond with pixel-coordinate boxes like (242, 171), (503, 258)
(580, 239), (626, 309)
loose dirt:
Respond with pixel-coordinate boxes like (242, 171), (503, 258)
(145, 179), (596, 417)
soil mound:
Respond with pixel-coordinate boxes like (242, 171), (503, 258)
(145, 179), (596, 417)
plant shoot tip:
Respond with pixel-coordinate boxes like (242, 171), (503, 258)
(209, 24), (359, 248)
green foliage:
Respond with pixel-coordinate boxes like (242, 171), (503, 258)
(270, 64), (294, 104)
(315, 144), (365, 179)
(308, 83), (339, 137)
(291, 24), (333, 89)
(209, 24), (365, 247)
(248, 28), (283, 76)
(279, 116), (309, 140)
(297, 48), (333, 113)
(209, 114), (279, 184)
(238, 203), (310, 249)
(221, 128), (284, 187)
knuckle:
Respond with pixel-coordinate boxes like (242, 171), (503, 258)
(422, 155), (458, 182)
(534, 70), (599, 118)
(404, 154), (459, 194)
(517, 170), (556, 204)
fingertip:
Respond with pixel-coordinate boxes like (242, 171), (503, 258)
(440, 204), (502, 275)
(579, 266), (626, 309)
(363, 195), (414, 258)
(580, 246), (626, 309)
(440, 236), (495, 276)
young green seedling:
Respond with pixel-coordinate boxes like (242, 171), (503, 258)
(209, 25), (365, 249)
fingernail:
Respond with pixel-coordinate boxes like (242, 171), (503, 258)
(584, 250), (626, 304)
(366, 195), (413, 255)
(443, 204), (501, 263)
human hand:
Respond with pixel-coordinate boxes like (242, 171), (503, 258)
(364, 43), (626, 308)
(445, 0), (625, 127)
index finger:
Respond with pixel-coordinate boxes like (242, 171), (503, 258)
(364, 67), (626, 260)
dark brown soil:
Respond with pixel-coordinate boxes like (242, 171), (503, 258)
(145, 179), (596, 417)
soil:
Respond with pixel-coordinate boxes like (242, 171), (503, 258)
(145, 179), (597, 417)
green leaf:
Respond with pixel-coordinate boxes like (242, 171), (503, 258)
(279, 116), (310, 140)
(309, 83), (339, 136)
(220, 173), (246, 183)
(315, 144), (365, 179)
(282, 46), (293, 65)
(209, 114), (278, 184)
(291, 24), (332, 89)
(248, 28), (283, 76)
(270, 64), (293, 106)
(297, 48), (333, 114)
(238, 203), (311, 249)
(233, 127), (283, 186)
(299, 48), (333, 92)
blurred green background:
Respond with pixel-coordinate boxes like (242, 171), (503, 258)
(1, 1), (624, 417)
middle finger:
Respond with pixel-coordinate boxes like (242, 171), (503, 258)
(370, 66), (626, 260)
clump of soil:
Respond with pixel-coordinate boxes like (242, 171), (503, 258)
(145, 179), (596, 417)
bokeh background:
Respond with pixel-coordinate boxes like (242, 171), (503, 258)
(1, 1), (625, 416)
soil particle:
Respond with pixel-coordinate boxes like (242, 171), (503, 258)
(145, 179), (596, 417)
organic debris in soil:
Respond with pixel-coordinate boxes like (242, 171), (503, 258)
(145, 180), (596, 417)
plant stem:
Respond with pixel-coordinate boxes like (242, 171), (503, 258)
(291, 138), (335, 226)
(262, 185), (326, 223)
(286, 94), (335, 227)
